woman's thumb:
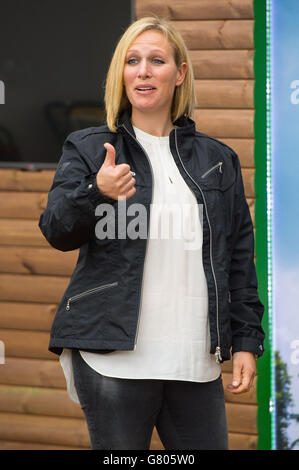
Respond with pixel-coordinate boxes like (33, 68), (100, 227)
(231, 362), (242, 387)
(103, 143), (116, 167)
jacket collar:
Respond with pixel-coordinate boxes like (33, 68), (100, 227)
(116, 107), (196, 140)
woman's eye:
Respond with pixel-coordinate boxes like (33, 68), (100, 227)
(126, 58), (165, 65)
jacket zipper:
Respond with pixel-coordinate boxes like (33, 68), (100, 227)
(122, 124), (154, 351)
(174, 129), (222, 363)
(201, 161), (223, 179)
(66, 282), (118, 311)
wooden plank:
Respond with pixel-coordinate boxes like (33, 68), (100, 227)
(1, 358), (257, 406)
(0, 273), (68, 303)
(0, 412), (89, 447)
(0, 434), (257, 451)
(172, 20), (253, 50)
(0, 357), (65, 389)
(226, 402), (257, 434)
(195, 79), (253, 109)
(222, 359), (233, 373)
(0, 384), (83, 419)
(0, 302), (56, 331)
(0, 329), (55, 360)
(0, 379), (256, 419)
(0, 219), (48, 247)
(193, 109), (254, 138)
(0, 192), (48, 219)
(190, 50), (253, 79)
(135, 0), (254, 20)
(0, 384), (257, 444)
(242, 168), (255, 199)
(0, 246), (77, 276)
(220, 138), (254, 168)
(0, 170), (54, 192)
(0, 440), (88, 450)
(228, 432), (257, 450)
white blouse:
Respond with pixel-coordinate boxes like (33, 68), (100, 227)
(60, 125), (220, 403)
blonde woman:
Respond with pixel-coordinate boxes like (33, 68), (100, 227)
(39, 16), (265, 450)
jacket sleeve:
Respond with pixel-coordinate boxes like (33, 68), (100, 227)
(228, 151), (265, 358)
(38, 134), (116, 252)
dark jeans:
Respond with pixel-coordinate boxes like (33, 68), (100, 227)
(72, 349), (229, 450)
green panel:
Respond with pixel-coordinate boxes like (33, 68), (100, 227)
(253, 0), (273, 450)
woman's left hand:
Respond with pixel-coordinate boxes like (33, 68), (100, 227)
(226, 351), (257, 394)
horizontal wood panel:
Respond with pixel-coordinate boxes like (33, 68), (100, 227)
(152, 431), (258, 451)
(173, 20), (253, 50)
(0, 219), (48, 247)
(226, 402), (257, 434)
(0, 192), (48, 219)
(0, 357), (64, 388)
(0, 412), (89, 447)
(220, 138), (254, 168)
(193, 109), (254, 138)
(0, 302), (55, 331)
(242, 168), (255, 199)
(195, 79), (253, 109)
(0, 383), (256, 435)
(0, 440), (88, 450)
(0, 273), (68, 303)
(0, 329), (55, 360)
(0, 385), (83, 419)
(0, 432), (257, 450)
(0, 170), (55, 192)
(228, 432), (257, 450)
(0, 247), (77, 276)
(136, 0), (253, 20)
(0, 193), (254, 249)
(189, 50), (253, 79)
(222, 359), (232, 373)
(0, 357), (256, 406)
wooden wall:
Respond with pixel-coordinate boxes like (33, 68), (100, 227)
(0, 0), (258, 450)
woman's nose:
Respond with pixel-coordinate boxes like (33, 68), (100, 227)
(138, 59), (151, 78)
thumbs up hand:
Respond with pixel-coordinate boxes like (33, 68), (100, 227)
(96, 143), (136, 201)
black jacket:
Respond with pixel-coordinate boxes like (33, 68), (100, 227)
(39, 108), (265, 362)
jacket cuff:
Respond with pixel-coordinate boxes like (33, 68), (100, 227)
(86, 173), (117, 208)
(231, 336), (264, 358)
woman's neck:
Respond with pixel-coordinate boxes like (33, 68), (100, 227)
(131, 109), (175, 137)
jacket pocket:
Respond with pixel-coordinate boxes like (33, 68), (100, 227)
(67, 281), (119, 339)
(201, 161), (223, 179)
(200, 160), (235, 192)
(66, 282), (118, 311)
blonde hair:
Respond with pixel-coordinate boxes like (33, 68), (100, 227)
(104, 16), (196, 132)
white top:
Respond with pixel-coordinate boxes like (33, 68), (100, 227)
(60, 125), (220, 403)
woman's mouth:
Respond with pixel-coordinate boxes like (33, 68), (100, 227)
(135, 87), (156, 94)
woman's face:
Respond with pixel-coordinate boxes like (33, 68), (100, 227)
(123, 30), (187, 117)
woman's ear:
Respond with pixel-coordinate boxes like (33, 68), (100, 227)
(176, 62), (188, 87)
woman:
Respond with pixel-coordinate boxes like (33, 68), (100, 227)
(39, 16), (265, 450)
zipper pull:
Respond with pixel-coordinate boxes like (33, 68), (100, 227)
(219, 162), (223, 173)
(66, 300), (70, 311)
(215, 346), (222, 364)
